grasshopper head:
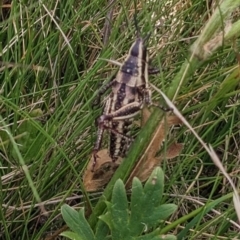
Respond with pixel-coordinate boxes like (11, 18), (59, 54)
(129, 38), (145, 57)
(130, 15), (151, 59)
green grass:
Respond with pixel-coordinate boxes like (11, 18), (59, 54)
(1, 0), (240, 239)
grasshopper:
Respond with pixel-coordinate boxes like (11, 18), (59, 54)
(92, 18), (167, 171)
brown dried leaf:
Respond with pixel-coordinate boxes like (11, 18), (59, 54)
(141, 106), (152, 126)
(125, 113), (182, 188)
(132, 142), (184, 185)
(161, 142), (184, 159)
(83, 149), (121, 192)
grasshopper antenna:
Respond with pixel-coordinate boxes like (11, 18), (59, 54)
(133, 3), (150, 42)
(133, 14), (140, 38)
(133, 0), (140, 38)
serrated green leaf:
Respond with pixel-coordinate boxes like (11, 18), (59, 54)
(98, 169), (176, 240)
(104, 201), (112, 211)
(60, 231), (82, 240)
(99, 179), (134, 239)
(142, 204), (177, 227)
(135, 229), (163, 240)
(99, 212), (113, 229)
(95, 217), (110, 240)
(136, 235), (176, 240)
(155, 204), (178, 220)
(111, 179), (131, 239)
(129, 168), (166, 234)
(111, 179), (129, 224)
(61, 204), (95, 240)
(129, 177), (146, 235)
(144, 167), (164, 206)
(135, 228), (176, 240)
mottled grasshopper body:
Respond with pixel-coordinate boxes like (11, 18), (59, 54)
(92, 23), (160, 171)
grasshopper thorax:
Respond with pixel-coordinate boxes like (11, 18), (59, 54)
(118, 34), (150, 88)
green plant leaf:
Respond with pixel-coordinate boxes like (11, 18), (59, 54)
(144, 167), (164, 206)
(110, 179), (131, 239)
(95, 218), (111, 240)
(61, 204), (95, 240)
(111, 179), (129, 222)
(99, 167), (177, 239)
(144, 204), (178, 225)
(98, 211), (113, 230)
(136, 233), (177, 240)
(60, 231), (82, 240)
(129, 167), (174, 235)
(129, 177), (145, 235)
